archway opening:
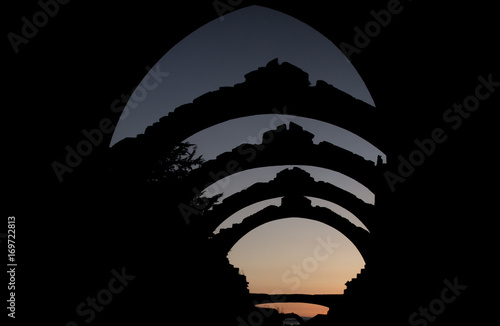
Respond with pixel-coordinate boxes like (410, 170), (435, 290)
(228, 218), (365, 295)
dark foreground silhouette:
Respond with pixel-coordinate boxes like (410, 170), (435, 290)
(48, 59), (491, 326)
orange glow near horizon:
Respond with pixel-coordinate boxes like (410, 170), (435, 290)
(228, 218), (365, 318)
(256, 302), (329, 318)
(228, 218), (365, 292)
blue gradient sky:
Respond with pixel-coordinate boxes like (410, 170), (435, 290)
(110, 5), (374, 145)
(110, 5), (378, 317)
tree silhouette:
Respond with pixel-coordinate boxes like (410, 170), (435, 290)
(148, 142), (223, 215)
(147, 142), (204, 184)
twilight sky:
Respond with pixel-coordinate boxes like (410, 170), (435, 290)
(110, 5), (380, 317)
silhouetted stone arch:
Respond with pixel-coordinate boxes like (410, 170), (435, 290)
(181, 122), (385, 203)
(109, 60), (389, 180)
(212, 196), (372, 264)
(194, 167), (375, 234)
